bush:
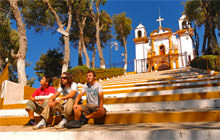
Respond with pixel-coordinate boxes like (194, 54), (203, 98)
(68, 66), (124, 84)
(190, 55), (220, 71)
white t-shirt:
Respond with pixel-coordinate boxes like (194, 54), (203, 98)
(57, 82), (78, 100)
(81, 82), (103, 105)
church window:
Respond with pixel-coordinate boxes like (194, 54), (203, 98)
(138, 30), (142, 38)
(160, 45), (165, 55)
(182, 21), (187, 29)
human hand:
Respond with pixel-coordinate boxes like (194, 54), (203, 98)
(49, 100), (55, 107)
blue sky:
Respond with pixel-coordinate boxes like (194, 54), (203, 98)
(23, 0), (219, 88)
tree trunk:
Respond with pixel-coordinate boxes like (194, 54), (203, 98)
(61, 35), (70, 73)
(43, 0), (72, 74)
(82, 40), (90, 68)
(0, 56), (3, 70)
(91, 45), (96, 68)
(194, 27), (199, 57)
(95, 21), (105, 68)
(202, 23), (208, 54)
(78, 38), (83, 66)
(208, 15), (219, 54)
(78, 20), (90, 67)
(8, 0), (27, 86)
(123, 37), (127, 72)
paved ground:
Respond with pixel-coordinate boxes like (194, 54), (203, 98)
(2, 122), (220, 140)
(1, 122), (220, 132)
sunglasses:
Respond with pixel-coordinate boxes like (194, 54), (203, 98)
(61, 77), (68, 79)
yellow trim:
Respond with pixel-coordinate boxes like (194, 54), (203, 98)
(150, 28), (172, 39)
(0, 63), (9, 94)
(2, 104), (26, 109)
(104, 91), (220, 104)
(169, 36), (172, 50)
(102, 110), (220, 124)
(102, 82), (220, 95)
(133, 37), (148, 43)
(176, 58), (179, 69)
(174, 49), (178, 54)
(24, 86), (36, 100)
(177, 28), (193, 36)
(152, 40), (155, 52)
(0, 98), (3, 109)
(2, 109), (220, 126)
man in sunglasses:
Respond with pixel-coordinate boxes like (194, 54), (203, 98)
(33, 72), (79, 129)
(65, 70), (106, 128)
(24, 75), (55, 126)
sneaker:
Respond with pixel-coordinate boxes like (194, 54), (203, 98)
(24, 119), (36, 126)
(64, 120), (81, 129)
(80, 115), (88, 125)
(54, 118), (67, 129)
(32, 119), (46, 130)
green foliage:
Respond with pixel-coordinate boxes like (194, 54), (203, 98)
(0, 9), (19, 81)
(34, 48), (63, 80)
(68, 66), (90, 83)
(68, 66), (124, 84)
(190, 55), (220, 71)
(184, 0), (220, 55)
(21, 0), (64, 32)
(113, 12), (132, 46)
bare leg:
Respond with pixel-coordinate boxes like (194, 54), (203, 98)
(74, 105), (82, 121)
(27, 109), (35, 120)
(85, 107), (106, 119)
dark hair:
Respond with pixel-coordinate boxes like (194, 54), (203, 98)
(61, 72), (73, 88)
(86, 70), (96, 77)
(43, 75), (52, 86)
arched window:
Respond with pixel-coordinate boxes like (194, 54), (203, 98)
(160, 45), (165, 55)
(182, 21), (187, 29)
(138, 30), (142, 38)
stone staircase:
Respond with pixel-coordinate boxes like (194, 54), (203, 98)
(1, 67), (220, 140)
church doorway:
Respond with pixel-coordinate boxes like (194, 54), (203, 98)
(157, 63), (169, 71)
(159, 45), (165, 55)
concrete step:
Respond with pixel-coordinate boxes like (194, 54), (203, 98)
(1, 122), (220, 140)
(2, 108), (220, 126)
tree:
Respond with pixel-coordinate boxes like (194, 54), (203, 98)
(113, 12), (132, 72)
(72, 0), (90, 67)
(89, 0), (107, 68)
(34, 48), (63, 80)
(184, 0), (220, 55)
(0, 6), (19, 81)
(84, 11), (112, 68)
(7, 0), (28, 86)
(21, 0), (73, 74)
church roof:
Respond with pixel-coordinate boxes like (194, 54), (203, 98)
(179, 14), (186, 21)
(136, 23), (145, 29)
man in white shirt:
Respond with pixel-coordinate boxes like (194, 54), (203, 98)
(65, 70), (106, 128)
(33, 72), (79, 129)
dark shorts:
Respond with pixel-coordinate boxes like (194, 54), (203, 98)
(80, 104), (99, 115)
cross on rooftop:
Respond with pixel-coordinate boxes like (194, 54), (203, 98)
(156, 16), (164, 27)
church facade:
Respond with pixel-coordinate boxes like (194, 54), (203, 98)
(133, 15), (194, 73)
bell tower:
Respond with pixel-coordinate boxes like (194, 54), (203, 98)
(133, 23), (148, 73)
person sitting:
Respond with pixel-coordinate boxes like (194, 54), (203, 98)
(24, 75), (55, 126)
(33, 72), (79, 129)
(65, 70), (106, 128)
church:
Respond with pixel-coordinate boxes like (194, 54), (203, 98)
(133, 14), (194, 73)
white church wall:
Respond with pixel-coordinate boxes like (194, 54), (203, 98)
(135, 43), (146, 60)
(180, 35), (194, 63)
(154, 38), (170, 55)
